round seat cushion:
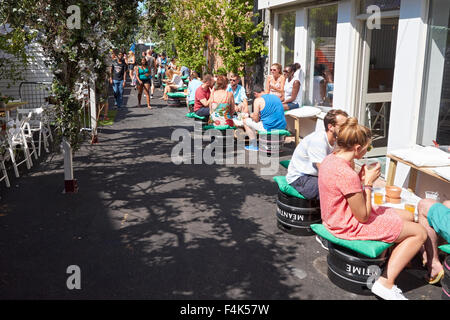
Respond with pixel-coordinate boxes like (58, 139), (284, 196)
(285, 106), (321, 118)
(167, 92), (187, 98)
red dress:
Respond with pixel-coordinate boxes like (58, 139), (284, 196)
(318, 153), (403, 243)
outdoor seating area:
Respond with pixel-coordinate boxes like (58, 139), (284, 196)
(0, 82), (58, 185)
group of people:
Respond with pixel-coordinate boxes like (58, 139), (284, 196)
(108, 47), (187, 113)
(189, 64), (305, 151)
(285, 109), (449, 300)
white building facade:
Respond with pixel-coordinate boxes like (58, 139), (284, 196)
(259, 0), (449, 200)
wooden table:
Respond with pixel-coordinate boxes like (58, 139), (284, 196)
(2, 101), (28, 121)
(285, 106), (322, 146)
(386, 154), (450, 192)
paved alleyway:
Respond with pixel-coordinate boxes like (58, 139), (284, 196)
(0, 84), (443, 300)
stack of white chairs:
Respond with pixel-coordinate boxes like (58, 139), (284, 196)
(16, 103), (54, 157)
(0, 145), (11, 188)
(6, 112), (36, 178)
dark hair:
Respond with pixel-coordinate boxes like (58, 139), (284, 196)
(323, 109), (349, 132)
(203, 74), (213, 83)
(190, 71), (199, 79)
(253, 84), (264, 93)
(140, 58), (148, 66)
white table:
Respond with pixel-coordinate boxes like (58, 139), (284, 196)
(371, 186), (421, 215)
(285, 106), (321, 145)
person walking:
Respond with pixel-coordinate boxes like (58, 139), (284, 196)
(109, 51), (127, 109)
(135, 57), (152, 109)
(146, 49), (157, 99)
(127, 50), (137, 90)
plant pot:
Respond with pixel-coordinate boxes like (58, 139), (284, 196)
(385, 186), (402, 199)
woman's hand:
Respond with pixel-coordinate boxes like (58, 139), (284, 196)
(364, 162), (381, 186)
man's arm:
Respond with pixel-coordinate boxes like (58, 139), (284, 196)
(251, 98), (262, 122)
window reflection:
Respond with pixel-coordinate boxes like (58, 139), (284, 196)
(278, 12), (296, 68)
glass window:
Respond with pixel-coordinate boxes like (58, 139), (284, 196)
(277, 11), (296, 68)
(360, 0), (400, 13)
(305, 4), (337, 107)
(418, 0), (450, 146)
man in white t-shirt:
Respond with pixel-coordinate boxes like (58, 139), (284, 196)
(286, 109), (348, 199)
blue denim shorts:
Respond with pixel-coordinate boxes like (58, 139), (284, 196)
(287, 102), (299, 110)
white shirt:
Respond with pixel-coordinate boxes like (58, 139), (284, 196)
(172, 74), (183, 87)
(286, 130), (333, 184)
(284, 76), (302, 106)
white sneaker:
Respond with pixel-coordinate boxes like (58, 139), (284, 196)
(315, 235), (329, 251)
(371, 280), (408, 300)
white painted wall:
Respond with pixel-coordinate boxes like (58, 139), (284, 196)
(333, 0), (359, 116)
(387, 0), (429, 189)
(0, 42), (53, 99)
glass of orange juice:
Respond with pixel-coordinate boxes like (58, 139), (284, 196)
(404, 203), (415, 214)
(374, 192), (384, 205)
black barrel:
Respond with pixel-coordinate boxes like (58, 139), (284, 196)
(204, 129), (235, 158)
(167, 96), (181, 107)
(276, 191), (321, 236)
(327, 242), (388, 295)
(259, 133), (284, 156)
(443, 255), (450, 300)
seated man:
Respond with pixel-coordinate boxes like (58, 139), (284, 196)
(227, 73), (248, 114)
(418, 198), (450, 284)
(242, 84), (287, 151)
(286, 109), (348, 200)
(194, 74), (215, 118)
(187, 71), (203, 111)
(162, 68), (184, 100)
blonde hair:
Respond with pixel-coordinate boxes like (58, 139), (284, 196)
(166, 68), (174, 79)
(336, 117), (372, 151)
(271, 63), (282, 73)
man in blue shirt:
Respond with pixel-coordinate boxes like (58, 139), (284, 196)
(227, 73), (248, 114)
(187, 71), (203, 112)
(243, 84), (286, 151)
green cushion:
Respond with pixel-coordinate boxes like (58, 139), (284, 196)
(310, 224), (394, 258)
(258, 129), (291, 136)
(273, 176), (306, 199)
(438, 244), (450, 254)
(177, 86), (188, 91)
(181, 75), (188, 80)
(167, 92), (187, 98)
(203, 125), (236, 130)
(280, 160), (290, 169)
(185, 112), (205, 120)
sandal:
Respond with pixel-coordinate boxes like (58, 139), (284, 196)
(147, 105), (152, 110)
(426, 269), (444, 285)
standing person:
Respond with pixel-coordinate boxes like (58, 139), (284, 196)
(109, 51), (127, 109)
(242, 84), (287, 151)
(180, 65), (190, 78)
(265, 63), (285, 101)
(146, 49), (157, 99)
(194, 74), (215, 118)
(135, 57), (152, 109)
(282, 64), (302, 111)
(318, 118), (427, 300)
(187, 71), (203, 112)
(158, 52), (168, 81)
(208, 75), (235, 127)
(127, 51), (136, 90)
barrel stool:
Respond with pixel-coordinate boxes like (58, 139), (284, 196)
(167, 92), (187, 107)
(203, 125), (236, 160)
(258, 129), (291, 157)
(273, 175), (321, 236)
(311, 224), (393, 296)
(440, 245), (450, 300)
(185, 112), (208, 139)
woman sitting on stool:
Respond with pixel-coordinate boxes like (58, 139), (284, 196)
(162, 69), (184, 100)
(318, 117), (427, 300)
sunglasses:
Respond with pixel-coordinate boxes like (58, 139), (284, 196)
(283, 70), (289, 73)
(270, 68), (277, 71)
(229, 79), (237, 82)
(367, 145), (373, 152)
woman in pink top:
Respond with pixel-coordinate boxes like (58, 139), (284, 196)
(318, 117), (427, 300)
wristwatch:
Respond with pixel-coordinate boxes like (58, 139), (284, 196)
(363, 184), (373, 191)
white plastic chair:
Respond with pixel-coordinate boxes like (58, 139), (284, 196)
(0, 147), (11, 188)
(17, 105), (53, 157)
(6, 113), (34, 178)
